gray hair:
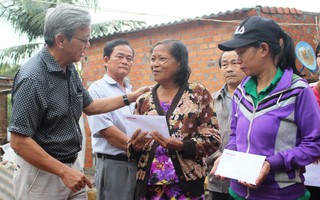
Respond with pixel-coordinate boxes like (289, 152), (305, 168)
(44, 3), (91, 47)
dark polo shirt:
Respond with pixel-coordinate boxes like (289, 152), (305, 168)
(9, 46), (93, 161)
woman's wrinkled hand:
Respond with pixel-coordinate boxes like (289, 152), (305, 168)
(198, 124), (221, 144)
(150, 131), (183, 151)
(130, 128), (152, 152)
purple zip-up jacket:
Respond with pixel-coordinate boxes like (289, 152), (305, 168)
(226, 68), (320, 200)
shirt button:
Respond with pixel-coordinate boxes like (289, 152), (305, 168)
(172, 155), (176, 159)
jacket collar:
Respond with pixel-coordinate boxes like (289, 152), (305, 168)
(240, 68), (294, 95)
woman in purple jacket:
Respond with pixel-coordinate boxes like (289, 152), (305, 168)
(211, 16), (320, 200)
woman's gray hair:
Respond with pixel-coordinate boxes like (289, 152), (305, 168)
(44, 3), (91, 47)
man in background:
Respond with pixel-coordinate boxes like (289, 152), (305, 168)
(87, 39), (137, 200)
(206, 50), (246, 200)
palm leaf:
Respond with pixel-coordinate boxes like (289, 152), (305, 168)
(91, 20), (146, 37)
(0, 43), (43, 64)
(0, 63), (20, 76)
(0, 0), (146, 66)
(1, 0), (99, 41)
(3, 0), (51, 41)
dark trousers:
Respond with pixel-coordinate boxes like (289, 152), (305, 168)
(306, 186), (320, 200)
(209, 191), (229, 200)
(228, 195), (235, 200)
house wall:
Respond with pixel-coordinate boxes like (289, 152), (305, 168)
(0, 76), (13, 144)
(0, 93), (7, 143)
(81, 9), (319, 168)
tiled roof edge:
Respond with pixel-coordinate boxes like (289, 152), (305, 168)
(91, 5), (319, 40)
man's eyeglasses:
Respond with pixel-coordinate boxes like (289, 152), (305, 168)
(73, 37), (90, 45)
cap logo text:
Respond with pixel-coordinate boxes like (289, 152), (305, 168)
(235, 26), (245, 34)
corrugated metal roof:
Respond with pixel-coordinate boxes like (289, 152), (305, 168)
(90, 5), (318, 40)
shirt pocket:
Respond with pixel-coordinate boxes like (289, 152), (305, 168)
(71, 86), (84, 119)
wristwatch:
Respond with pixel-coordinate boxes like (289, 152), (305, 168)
(122, 94), (130, 106)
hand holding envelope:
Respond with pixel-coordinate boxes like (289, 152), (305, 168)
(211, 149), (270, 188)
(123, 114), (184, 151)
(150, 131), (183, 151)
(130, 129), (152, 152)
(123, 114), (170, 138)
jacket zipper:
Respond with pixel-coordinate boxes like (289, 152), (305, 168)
(240, 76), (301, 199)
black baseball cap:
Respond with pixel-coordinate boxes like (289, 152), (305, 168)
(218, 16), (283, 51)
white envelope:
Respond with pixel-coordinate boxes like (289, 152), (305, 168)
(123, 114), (170, 138)
(215, 149), (266, 185)
(304, 163), (320, 187)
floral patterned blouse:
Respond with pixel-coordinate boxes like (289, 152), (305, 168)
(147, 100), (179, 185)
(128, 82), (220, 198)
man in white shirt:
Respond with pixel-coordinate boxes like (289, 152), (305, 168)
(87, 38), (136, 200)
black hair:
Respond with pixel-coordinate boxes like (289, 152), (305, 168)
(277, 32), (300, 75)
(251, 32), (300, 76)
(103, 38), (134, 58)
(152, 39), (191, 85)
(316, 42), (320, 56)
(218, 52), (226, 68)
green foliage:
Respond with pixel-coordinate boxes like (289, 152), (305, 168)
(0, 0), (146, 66)
(3, 0), (50, 41)
(0, 0), (98, 41)
(0, 63), (19, 76)
(7, 94), (12, 125)
(0, 43), (42, 66)
(91, 20), (146, 37)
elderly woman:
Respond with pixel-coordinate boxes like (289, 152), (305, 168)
(127, 39), (221, 199)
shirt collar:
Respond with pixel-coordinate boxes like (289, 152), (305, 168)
(222, 84), (233, 98)
(103, 74), (132, 90)
(41, 46), (73, 73)
(244, 67), (283, 96)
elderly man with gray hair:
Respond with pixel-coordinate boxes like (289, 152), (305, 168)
(9, 3), (148, 200)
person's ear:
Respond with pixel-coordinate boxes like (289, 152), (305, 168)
(55, 34), (66, 48)
(103, 56), (110, 69)
(103, 56), (110, 63)
(260, 42), (269, 57)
